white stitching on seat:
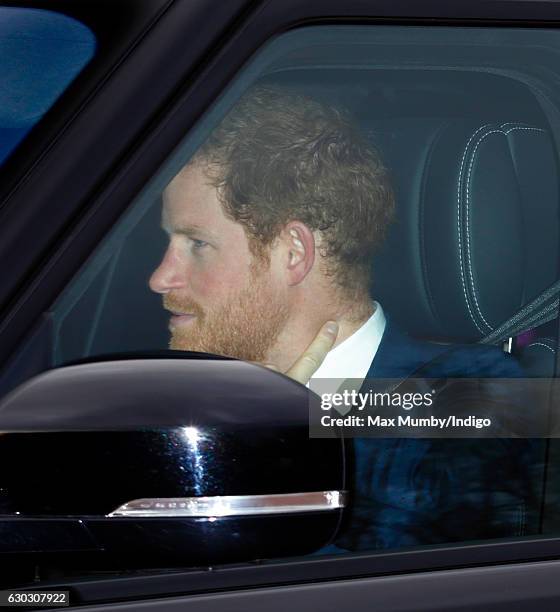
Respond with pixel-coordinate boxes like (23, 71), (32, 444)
(462, 123), (546, 332)
(457, 124), (492, 333)
(503, 127), (545, 135)
(464, 128), (504, 331)
(499, 122), (531, 130)
(526, 341), (556, 355)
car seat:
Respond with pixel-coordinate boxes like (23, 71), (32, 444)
(370, 118), (560, 375)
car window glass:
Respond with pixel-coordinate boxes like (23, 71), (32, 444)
(5, 24), (560, 577)
(0, 7), (96, 166)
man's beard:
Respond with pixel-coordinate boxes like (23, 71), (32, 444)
(163, 268), (289, 363)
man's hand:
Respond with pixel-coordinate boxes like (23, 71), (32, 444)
(263, 321), (339, 385)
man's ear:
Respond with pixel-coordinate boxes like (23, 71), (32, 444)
(281, 221), (315, 286)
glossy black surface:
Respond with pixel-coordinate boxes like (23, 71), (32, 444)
(0, 356), (345, 569)
(0, 357), (323, 429)
(0, 428), (342, 515)
(0, 513), (340, 570)
(86, 513), (340, 566)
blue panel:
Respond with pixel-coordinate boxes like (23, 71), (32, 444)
(0, 8), (96, 162)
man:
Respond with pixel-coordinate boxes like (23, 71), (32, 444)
(150, 85), (541, 550)
(149, 86), (392, 380)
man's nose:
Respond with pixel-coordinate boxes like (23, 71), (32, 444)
(149, 246), (186, 294)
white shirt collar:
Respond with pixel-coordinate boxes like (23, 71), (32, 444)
(309, 301), (386, 382)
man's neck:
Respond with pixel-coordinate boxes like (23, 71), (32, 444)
(266, 297), (375, 372)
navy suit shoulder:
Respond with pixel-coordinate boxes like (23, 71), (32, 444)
(367, 315), (524, 380)
(332, 317), (541, 552)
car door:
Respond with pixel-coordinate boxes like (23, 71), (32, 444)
(3, 0), (560, 610)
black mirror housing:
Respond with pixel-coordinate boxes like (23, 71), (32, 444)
(0, 355), (346, 571)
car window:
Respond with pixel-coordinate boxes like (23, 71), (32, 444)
(0, 7), (96, 166)
(4, 23), (560, 580)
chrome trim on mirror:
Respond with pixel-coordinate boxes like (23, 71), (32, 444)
(108, 490), (346, 517)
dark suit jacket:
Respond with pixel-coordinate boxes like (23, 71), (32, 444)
(329, 317), (545, 552)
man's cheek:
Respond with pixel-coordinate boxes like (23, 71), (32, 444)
(188, 270), (217, 296)
(195, 267), (246, 296)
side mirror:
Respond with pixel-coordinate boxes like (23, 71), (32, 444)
(0, 354), (346, 575)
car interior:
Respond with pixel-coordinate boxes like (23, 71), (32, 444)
(3, 26), (560, 542)
(49, 70), (560, 371)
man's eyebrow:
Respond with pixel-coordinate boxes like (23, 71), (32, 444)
(163, 223), (217, 241)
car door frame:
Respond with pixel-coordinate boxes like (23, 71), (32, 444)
(3, 0), (560, 608)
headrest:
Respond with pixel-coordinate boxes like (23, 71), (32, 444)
(371, 119), (560, 342)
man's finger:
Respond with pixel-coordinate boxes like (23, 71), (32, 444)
(285, 321), (339, 384)
(249, 361), (280, 372)
(262, 363), (280, 372)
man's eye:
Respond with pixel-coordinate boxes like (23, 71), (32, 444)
(192, 239), (208, 250)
